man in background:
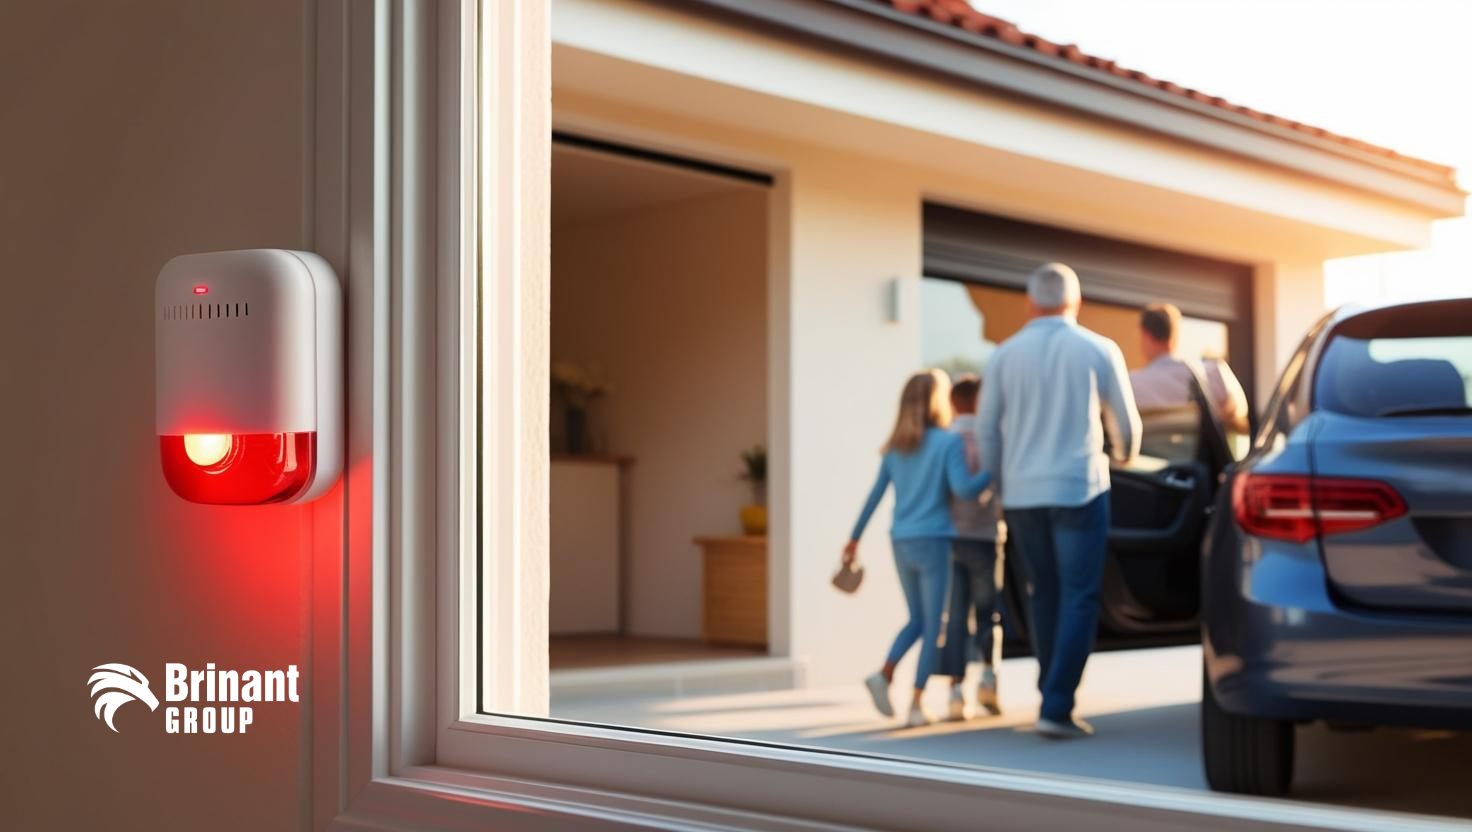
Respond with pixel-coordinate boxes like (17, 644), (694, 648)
(939, 375), (1005, 721)
(976, 262), (1141, 739)
(1130, 302), (1249, 434)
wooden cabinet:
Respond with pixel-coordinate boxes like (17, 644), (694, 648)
(695, 536), (767, 648)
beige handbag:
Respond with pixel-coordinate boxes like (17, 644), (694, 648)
(831, 560), (865, 594)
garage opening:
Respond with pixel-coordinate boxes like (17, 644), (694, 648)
(548, 135), (784, 703)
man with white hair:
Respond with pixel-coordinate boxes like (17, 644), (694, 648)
(975, 262), (1141, 739)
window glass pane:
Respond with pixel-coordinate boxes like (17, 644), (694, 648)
(1253, 324), (1318, 452)
(494, 121), (1467, 823)
(1316, 335), (1472, 417)
(1139, 404), (1203, 464)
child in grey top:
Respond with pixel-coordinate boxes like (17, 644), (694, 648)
(940, 375), (1006, 720)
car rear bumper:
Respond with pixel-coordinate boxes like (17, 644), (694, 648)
(1204, 531), (1472, 730)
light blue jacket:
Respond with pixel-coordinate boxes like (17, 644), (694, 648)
(851, 427), (993, 541)
(976, 315), (1141, 509)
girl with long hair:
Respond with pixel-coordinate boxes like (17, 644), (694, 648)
(845, 369), (993, 726)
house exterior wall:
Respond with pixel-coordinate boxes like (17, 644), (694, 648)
(0, 1), (315, 829)
(784, 159), (929, 684)
(1255, 260), (1330, 398)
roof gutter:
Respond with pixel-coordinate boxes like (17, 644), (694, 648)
(664, 0), (1466, 216)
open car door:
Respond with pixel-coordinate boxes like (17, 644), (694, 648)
(998, 372), (1236, 654)
(1099, 373), (1233, 637)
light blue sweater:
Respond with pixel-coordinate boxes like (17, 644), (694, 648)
(851, 427), (993, 541)
(976, 315), (1141, 509)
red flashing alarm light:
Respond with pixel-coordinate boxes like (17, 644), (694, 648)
(160, 432), (316, 504)
(156, 250), (341, 505)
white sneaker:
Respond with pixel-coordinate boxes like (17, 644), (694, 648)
(1034, 716), (1094, 739)
(976, 666), (1001, 716)
(906, 704), (933, 728)
(946, 687), (968, 721)
(863, 672), (894, 717)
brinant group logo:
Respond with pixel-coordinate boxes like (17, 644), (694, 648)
(89, 664), (160, 732)
(87, 662), (299, 734)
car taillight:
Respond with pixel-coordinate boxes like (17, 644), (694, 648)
(1312, 478), (1408, 536)
(1232, 473), (1406, 543)
(1232, 474), (1313, 543)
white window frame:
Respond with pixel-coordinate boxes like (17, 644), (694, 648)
(310, 2), (1451, 829)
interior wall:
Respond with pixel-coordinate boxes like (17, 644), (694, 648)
(0, 2), (315, 829)
(552, 188), (768, 639)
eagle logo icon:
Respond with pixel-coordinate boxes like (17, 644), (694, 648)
(89, 664), (160, 732)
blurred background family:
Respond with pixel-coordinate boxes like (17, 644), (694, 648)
(845, 262), (1246, 738)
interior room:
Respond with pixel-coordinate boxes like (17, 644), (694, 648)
(547, 138), (775, 699)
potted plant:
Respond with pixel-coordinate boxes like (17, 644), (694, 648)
(738, 444), (767, 536)
(551, 360), (613, 454)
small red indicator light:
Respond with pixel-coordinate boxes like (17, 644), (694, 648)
(193, 285), (209, 295)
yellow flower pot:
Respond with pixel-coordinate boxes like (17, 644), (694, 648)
(739, 504), (768, 536)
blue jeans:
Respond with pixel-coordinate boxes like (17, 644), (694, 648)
(1005, 493), (1110, 722)
(885, 537), (952, 690)
(939, 537), (1004, 679)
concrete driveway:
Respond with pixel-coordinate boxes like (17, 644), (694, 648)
(552, 645), (1472, 822)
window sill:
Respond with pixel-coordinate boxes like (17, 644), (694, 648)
(403, 713), (1430, 832)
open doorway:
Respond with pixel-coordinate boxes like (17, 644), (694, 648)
(548, 136), (780, 703)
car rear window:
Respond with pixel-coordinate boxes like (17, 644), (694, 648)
(1315, 301), (1472, 418)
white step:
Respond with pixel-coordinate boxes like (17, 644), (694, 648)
(550, 656), (806, 702)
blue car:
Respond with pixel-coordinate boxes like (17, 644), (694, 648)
(1202, 298), (1472, 796)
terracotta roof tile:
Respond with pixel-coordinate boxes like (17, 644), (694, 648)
(874, 0), (1456, 178)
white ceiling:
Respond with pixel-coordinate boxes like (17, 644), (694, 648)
(551, 144), (755, 226)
